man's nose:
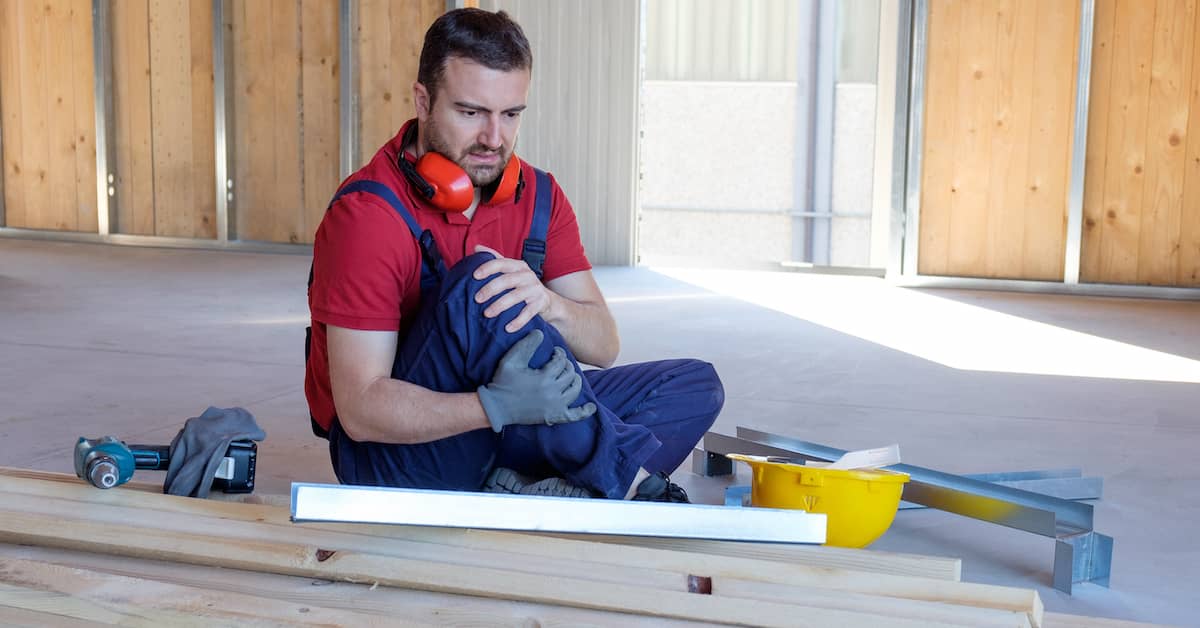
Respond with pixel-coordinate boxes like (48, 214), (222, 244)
(478, 115), (502, 149)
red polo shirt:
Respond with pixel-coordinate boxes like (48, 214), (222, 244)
(305, 120), (592, 430)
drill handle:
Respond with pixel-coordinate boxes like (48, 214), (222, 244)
(128, 445), (171, 471)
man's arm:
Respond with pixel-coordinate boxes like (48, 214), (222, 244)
(543, 270), (619, 368)
(328, 325), (491, 443)
(328, 324), (597, 443)
(472, 246), (619, 368)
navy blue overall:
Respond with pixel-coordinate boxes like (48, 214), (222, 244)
(318, 172), (724, 499)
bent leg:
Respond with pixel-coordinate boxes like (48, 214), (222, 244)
(582, 359), (725, 474)
(330, 252), (659, 497)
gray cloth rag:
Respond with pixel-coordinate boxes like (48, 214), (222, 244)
(163, 406), (266, 498)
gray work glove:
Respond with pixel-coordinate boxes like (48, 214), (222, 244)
(478, 329), (598, 432)
(163, 406), (265, 498)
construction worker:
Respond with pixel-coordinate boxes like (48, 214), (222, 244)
(304, 8), (723, 501)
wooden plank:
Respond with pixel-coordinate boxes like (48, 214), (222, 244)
(300, 0), (339, 244)
(359, 0), (442, 163)
(1137, 0), (1196, 285)
(946, 0), (998, 277)
(148, 0), (197, 238)
(111, 0), (156, 236)
(189, 0), (217, 239)
(1182, 0), (1200, 286)
(1096, 0), (1156, 283)
(271, 0), (303, 244)
(0, 470), (1043, 626)
(44, 0), (78, 231)
(917, 0), (963, 276)
(0, 500), (999, 628)
(17, 0), (52, 230)
(0, 584), (154, 627)
(51, 0), (78, 229)
(0, 544), (711, 628)
(68, 0), (97, 233)
(0, 557), (410, 627)
(1020, 0), (1077, 280)
(983, 0), (1035, 278)
(1043, 611), (1179, 628)
(544, 532), (963, 581)
(233, 0), (272, 241)
(0, 0), (26, 227)
(360, 0), (399, 162)
(0, 603), (102, 628)
(1081, 0), (1117, 282)
(713, 578), (1034, 628)
(0, 467), (962, 581)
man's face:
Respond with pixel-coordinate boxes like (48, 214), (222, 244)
(415, 57), (530, 187)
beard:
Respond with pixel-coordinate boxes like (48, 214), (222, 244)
(425, 118), (512, 187)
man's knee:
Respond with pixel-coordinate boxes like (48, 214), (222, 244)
(696, 360), (725, 418)
(439, 251), (497, 302)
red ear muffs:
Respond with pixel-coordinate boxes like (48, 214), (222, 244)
(400, 150), (523, 213)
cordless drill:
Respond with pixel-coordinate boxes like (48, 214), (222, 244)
(73, 435), (256, 492)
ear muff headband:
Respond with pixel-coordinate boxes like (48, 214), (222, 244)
(398, 126), (523, 213)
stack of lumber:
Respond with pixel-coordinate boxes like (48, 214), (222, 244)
(0, 468), (1158, 627)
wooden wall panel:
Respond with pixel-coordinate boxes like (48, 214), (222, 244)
(0, 1), (27, 228)
(916, 0), (962, 277)
(301, 0), (341, 243)
(150, 0), (216, 238)
(0, 0), (96, 232)
(232, 0), (339, 244)
(1184, 1), (1200, 284)
(112, 0), (155, 236)
(918, 0), (1078, 280)
(1022, 0), (1077, 278)
(357, 0), (444, 169)
(1082, 0), (1200, 286)
(111, 0), (215, 238)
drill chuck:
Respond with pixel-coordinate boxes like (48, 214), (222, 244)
(74, 436), (136, 489)
(87, 457), (120, 489)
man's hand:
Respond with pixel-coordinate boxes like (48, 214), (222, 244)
(473, 244), (556, 333)
(477, 329), (597, 432)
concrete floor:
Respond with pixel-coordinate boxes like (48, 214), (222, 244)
(1, 238), (1196, 626)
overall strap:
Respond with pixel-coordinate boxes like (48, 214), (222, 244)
(522, 168), (552, 279)
(319, 180), (446, 293)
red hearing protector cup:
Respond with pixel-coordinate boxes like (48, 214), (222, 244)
(399, 142), (523, 213)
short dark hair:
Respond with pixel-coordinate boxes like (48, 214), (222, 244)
(418, 9), (533, 105)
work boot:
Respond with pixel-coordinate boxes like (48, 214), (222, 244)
(482, 467), (594, 499)
(631, 471), (690, 503)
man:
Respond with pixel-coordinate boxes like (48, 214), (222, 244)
(304, 8), (723, 501)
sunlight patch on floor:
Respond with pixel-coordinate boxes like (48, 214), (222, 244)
(652, 267), (1200, 384)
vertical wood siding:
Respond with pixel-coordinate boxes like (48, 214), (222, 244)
(918, 0), (1079, 280)
(0, 0), (97, 232)
(1082, 0), (1200, 286)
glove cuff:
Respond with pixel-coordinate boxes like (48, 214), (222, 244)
(476, 386), (506, 433)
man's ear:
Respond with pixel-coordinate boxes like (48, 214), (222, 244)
(413, 82), (431, 120)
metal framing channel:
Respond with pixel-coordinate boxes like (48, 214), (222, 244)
(338, 0), (358, 180)
(1063, 0), (1096, 285)
(291, 482), (827, 544)
(92, 0), (117, 235)
(701, 428), (1114, 593)
(810, 0), (837, 266)
(887, 0), (915, 278)
(900, 0), (927, 276)
(214, 0), (235, 241)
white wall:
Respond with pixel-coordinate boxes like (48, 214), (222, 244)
(477, 0), (640, 266)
